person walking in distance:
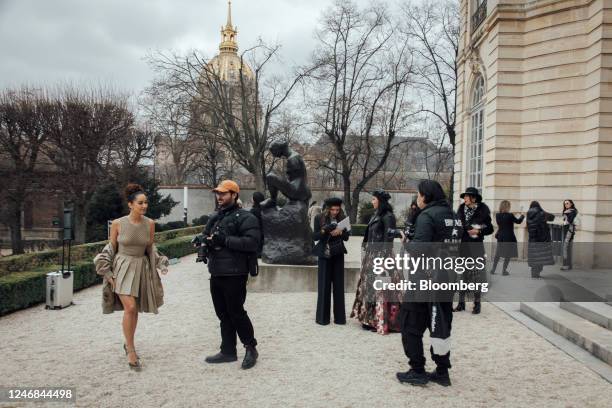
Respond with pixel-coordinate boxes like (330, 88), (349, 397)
(490, 200), (524, 276)
(526, 201), (555, 279)
(560, 199), (578, 270)
(202, 180), (261, 369)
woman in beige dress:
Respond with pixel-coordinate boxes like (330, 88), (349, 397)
(107, 183), (158, 370)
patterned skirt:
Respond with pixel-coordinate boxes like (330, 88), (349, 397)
(350, 248), (402, 334)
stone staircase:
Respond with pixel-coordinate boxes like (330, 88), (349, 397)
(520, 302), (612, 365)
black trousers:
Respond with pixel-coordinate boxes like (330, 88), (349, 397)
(491, 255), (511, 273)
(210, 275), (257, 355)
(316, 255), (346, 325)
(531, 264), (543, 277)
(401, 302), (452, 373)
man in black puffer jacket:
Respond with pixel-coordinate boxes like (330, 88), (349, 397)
(397, 180), (456, 387)
(202, 180), (261, 369)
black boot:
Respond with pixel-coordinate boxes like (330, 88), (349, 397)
(396, 369), (428, 385)
(472, 302), (481, 314)
(453, 302), (465, 312)
(241, 346), (259, 369)
(502, 270), (510, 276)
(205, 352), (237, 364)
(427, 369), (451, 386)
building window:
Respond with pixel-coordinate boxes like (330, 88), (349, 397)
(468, 75), (485, 191)
(471, 0), (487, 33)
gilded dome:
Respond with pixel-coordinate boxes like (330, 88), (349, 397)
(207, 52), (254, 82)
(205, 1), (254, 82)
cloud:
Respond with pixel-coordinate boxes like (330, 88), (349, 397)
(0, 0), (347, 94)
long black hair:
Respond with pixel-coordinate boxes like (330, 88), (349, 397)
(417, 179), (446, 205)
(376, 197), (393, 215)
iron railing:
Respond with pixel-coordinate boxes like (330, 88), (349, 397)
(471, 0), (487, 33)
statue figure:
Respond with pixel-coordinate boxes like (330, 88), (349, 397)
(260, 141), (312, 208)
(260, 141), (315, 265)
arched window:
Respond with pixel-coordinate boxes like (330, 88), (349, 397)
(468, 75), (485, 191)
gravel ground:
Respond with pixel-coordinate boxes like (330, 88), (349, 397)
(0, 253), (610, 408)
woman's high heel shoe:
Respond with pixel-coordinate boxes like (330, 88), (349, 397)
(125, 346), (142, 371)
(123, 343), (140, 360)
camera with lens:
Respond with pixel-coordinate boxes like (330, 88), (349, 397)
(191, 234), (210, 264)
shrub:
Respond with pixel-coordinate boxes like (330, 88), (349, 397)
(358, 201), (375, 224)
(0, 226), (201, 276)
(351, 224), (367, 236)
(0, 234), (199, 316)
(0, 261), (99, 316)
(191, 215), (209, 226)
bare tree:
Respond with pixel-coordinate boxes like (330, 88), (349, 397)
(42, 87), (133, 243)
(306, 0), (416, 222)
(145, 40), (307, 191)
(111, 124), (154, 186)
(141, 86), (208, 185)
(0, 88), (50, 254)
(401, 0), (459, 198)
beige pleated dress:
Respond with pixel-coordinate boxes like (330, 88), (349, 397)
(113, 216), (158, 312)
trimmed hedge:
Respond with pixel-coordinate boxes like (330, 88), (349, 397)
(155, 226), (202, 244)
(0, 262), (99, 316)
(0, 225), (202, 276)
(351, 224), (367, 236)
(0, 234), (198, 316)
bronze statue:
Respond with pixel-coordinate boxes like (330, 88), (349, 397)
(260, 141), (312, 208)
(260, 140), (315, 264)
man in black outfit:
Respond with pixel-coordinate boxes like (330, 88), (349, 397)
(397, 180), (455, 387)
(249, 191), (265, 257)
(203, 180), (261, 369)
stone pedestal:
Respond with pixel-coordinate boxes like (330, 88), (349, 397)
(248, 262), (361, 292)
(261, 201), (316, 265)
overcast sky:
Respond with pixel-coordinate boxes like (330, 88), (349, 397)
(0, 0), (373, 95)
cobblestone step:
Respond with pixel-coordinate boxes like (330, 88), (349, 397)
(520, 302), (612, 365)
(560, 302), (612, 330)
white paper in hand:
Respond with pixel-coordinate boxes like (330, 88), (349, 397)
(337, 216), (351, 231)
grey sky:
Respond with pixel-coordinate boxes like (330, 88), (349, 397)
(0, 0), (360, 94)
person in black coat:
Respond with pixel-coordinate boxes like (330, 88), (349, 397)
(402, 200), (420, 243)
(526, 201), (555, 278)
(312, 197), (349, 325)
(350, 189), (402, 334)
(455, 187), (494, 314)
(249, 191), (265, 257)
(202, 180), (261, 369)
(396, 180), (455, 387)
(491, 200), (524, 275)
(560, 199), (578, 270)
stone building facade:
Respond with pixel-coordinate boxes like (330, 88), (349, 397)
(455, 0), (612, 254)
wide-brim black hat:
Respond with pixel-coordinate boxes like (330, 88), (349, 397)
(370, 188), (391, 201)
(460, 187), (482, 202)
(324, 197), (343, 207)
